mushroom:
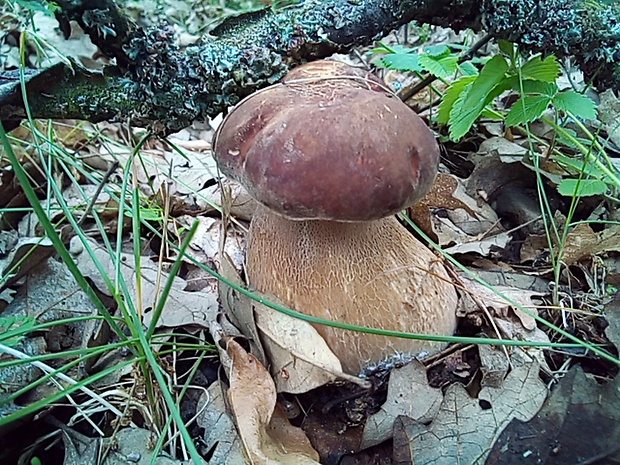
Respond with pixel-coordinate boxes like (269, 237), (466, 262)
(213, 60), (458, 374)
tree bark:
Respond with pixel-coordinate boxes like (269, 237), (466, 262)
(1, 0), (618, 134)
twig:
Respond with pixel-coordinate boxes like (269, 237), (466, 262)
(76, 160), (119, 227)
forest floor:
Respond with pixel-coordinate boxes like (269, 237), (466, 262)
(0, 3), (619, 465)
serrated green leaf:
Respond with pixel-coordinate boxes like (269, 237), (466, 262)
(437, 75), (477, 124)
(521, 55), (561, 82)
(374, 53), (422, 71)
(458, 61), (479, 76)
(552, 91), (598, 120)
(419, 54), (458, 78)
(557, 178), (608, 197)
(501, 76), (558, 96)
(506, 95), (552, 126)
(423, 44), (450, 58)
(447, 55), (509, 140)
(553, 153), (608, 179)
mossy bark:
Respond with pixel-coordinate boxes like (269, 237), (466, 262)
(1, 0), (618, 134)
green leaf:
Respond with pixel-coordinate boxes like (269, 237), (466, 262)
(557, 178), (608, 197)
(553, 153), (608, 179)
(505, 95), (552, 126)
(552, 91), (598, 120)
(458, 61), (479, 76)
(371, 43), (412, 55)
(437, 75), (477, 124)
(501, 76), (558, 96)
(374, 53), (422, 71)
(13, 0), (59, 15)
(419, 54), (459, 78)
(423, 44), (450, 58)
(447, 55), (509, 140)
(498, 39), (515, 59)
(521, 55), (561, 82)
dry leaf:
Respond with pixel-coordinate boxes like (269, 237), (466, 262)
(71, 237), (218, 331)
(361, 360), (442, 449)
(181, 215), (247, 272)
(460, 275), (543, 330)
(561, 223), (620, 264)
(487, 365), (620, 464)
(0, 236), (54, 288)
(218, 254), (268, 367)
(394, 362), (547, 465)
(255, 300), (364, 393)
(412, 173), (503, 249)
(478, 344), (510, 388)
(197, 381), (246, 464)
(227, 339), (320, 464)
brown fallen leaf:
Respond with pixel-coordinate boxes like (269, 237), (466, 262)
(197, 381), (246, 464)
(255, 299), (366, 393)
(227, 339), (320, 464)
(71, 237), (218, 331)
(411, 173), (503, 249)
(560, 223), (620, 264)
(459, 275), (543, 331)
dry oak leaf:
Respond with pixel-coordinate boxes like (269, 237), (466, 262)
(394, 361), (547, 465)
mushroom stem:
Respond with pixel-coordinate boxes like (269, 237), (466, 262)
(247, 205), (458, 374)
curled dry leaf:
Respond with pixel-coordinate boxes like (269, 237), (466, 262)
(226, 339), (320, 464)
(254, 299), (367, 393)
(411, 173), (504, 250)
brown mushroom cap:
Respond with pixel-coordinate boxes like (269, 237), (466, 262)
(213, 60), (440, 221)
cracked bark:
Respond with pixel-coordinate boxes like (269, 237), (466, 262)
(0, 0), (618, 135)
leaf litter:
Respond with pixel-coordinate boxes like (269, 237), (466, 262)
(1, 13), (620, 465)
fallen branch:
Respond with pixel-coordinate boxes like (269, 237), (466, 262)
(1, 0), (618, 134)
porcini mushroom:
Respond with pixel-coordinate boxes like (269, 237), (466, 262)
(213, 60), (458, 374)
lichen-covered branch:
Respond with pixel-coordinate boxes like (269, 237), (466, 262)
(54, 0), (142, 69)
(482, 0), (620, 88)
(1, 0), (618, 135)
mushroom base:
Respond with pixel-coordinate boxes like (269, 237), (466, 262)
(246, 206), (459, 375)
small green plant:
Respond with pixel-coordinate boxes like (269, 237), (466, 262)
(437, 44), (598, 141)
(372, 42), (478, 78)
